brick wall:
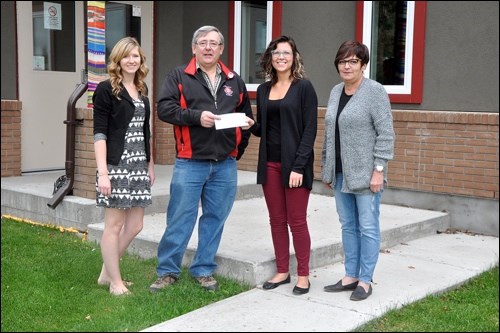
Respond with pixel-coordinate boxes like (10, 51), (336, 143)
(1, 100), (22, 177)
(391, 110), (499, 199)
(73, 107), (97, 199)
(71, 106), (499, 200)
(154, 110), (176, 165)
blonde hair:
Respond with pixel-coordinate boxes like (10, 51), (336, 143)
(107, 37), (149, 98)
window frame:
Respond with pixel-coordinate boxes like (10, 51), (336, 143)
(356, 1), (426, 103)
(32, 1), (76, 72)
(229, 1), (282, 99)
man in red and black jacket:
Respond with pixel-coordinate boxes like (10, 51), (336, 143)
(151, 25), (255, 293)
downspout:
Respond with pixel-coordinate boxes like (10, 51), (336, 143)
(47, 79), (88, 209)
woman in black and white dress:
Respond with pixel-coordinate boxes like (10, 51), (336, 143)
(93, 37), (155, 296)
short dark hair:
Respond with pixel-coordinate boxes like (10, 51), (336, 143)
(334, 40), (369, 73)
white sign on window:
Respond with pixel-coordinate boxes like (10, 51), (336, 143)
(132, 5), (141, 17)
(33, 56), (45, 70)
(44, 2), (62, 30)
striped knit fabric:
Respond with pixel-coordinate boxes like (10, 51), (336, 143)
(87, 1), (107, 107)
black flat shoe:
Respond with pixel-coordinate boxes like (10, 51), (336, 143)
(324, 279), (358, 292)
(350, 285), (372, 301)
(262, 274), (291, 290)
(292, 281), (310, 295)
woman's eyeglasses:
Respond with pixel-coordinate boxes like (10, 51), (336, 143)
(338, 59), (361, 66)
(271, 51), (292, 58)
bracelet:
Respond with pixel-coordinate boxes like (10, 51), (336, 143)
(98, 172), (108, 176)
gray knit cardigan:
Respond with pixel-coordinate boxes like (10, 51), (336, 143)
(321, 78), (395, 194)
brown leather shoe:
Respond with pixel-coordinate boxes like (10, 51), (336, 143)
(195, 275), (219, 291)
(149, 275), (178, 293)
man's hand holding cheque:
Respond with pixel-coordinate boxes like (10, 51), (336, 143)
(215, 113), (254, 130)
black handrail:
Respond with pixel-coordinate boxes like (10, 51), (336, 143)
(47, 80), (88, 209)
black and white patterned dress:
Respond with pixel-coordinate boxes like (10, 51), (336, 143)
(96, 99), (152, 209)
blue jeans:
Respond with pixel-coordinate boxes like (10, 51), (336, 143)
(333, 173), (381, 284)
(156, 157), (237, 278)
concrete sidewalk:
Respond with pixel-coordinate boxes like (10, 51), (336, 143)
(141, 232), (498, 332)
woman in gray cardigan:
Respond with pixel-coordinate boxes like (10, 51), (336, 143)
(251, 36), (318, 295)
(322, 40), (394, 301)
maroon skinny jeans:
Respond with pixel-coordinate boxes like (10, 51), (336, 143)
(262, 162), (311, 276)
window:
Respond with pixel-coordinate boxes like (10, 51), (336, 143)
(32, 1), (75, 72)
(230, 1), (282, 97)
(357, 1), (426, 103)
(105, 2), (141, 61)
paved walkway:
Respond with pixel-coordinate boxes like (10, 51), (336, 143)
(141, 232), (498, 332)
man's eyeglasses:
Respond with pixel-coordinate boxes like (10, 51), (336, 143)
(271, 50), (292, 58)
(196, 41), (222, 49)
(338, 59), (361, 66)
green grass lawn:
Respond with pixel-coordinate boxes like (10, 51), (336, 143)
(355, 265), (499, 332)
(1, 216), (498, 332)
(1, 217), (251, 332)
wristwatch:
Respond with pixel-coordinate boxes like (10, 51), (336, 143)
(375, 165), (384, 173)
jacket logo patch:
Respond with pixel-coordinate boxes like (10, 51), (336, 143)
(227, 72), (235, 79)
(223, 85), (234, 96)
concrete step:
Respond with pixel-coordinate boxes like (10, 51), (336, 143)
(0, 165), (264, 231)
(1, 170), (101, 231)
(1, 164), (450, 286)
(86, 193), (450, 286)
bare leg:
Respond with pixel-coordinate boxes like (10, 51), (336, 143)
(98, 207), (144, 293)
(99, 208), (128, 295)
(267, 272), (290, 283)
(296, 275), (309, 288)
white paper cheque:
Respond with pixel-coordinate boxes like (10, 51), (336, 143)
(214, 113), (248, 130)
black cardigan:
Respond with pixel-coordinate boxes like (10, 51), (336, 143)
(93, 80), (151, 165)
(251, 79), (318, 190)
